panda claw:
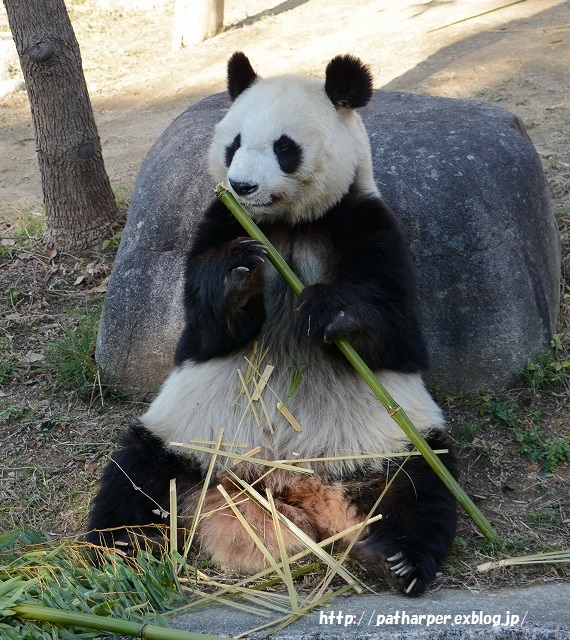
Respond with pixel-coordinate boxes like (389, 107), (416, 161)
(114, 540), (130, 547)
(394, 564), (413, 576)
(405, 577), (419, 594)
(239, 238), (267, 254)
(388, 554), (415, 578)
(352, 541), (429, 595)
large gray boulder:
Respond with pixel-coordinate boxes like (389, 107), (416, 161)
(96, 90), (560, 395)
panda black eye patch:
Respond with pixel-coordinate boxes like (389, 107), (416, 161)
(273, 135), (302, 174)
(225, 133), (241, 167)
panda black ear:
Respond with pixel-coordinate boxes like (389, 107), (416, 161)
(325, 55), (373, 109)
(227, 52), (258, 101)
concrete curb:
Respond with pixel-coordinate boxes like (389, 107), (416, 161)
(170, 584), (570, 639)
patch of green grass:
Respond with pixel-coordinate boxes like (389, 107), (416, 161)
(527, 507), (565, 528)
(477, 397), (521, 427)
(3, 285), (21, 307)
(11, 212), (45, 239)
(0, 403), (27, 422)
(454, 394), (525, 435)
(454, 419), (486, 444)
(522, 334), (570, 391)
(475, 534), (553, 560)
(101, 230), (122, 250)
(0, 341), (20, 384)
(516, 424), (570, 473)
(445, 532), (569, 583)
(452, 384), (569, 472)
(473, 88), (504, 103)
(44, 310), (101, 399)
(0, 211), (45, 258)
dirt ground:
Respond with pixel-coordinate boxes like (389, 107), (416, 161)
(0, 0), (569, 594)
(1, 0), (569, 221)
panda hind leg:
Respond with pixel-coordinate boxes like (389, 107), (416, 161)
(349, 430), (458, 596)
(86, 421), (204, 555)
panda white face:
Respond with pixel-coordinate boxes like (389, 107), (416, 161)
(208, 55), (378, 224)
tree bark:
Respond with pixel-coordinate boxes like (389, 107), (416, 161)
(3, 0), (119, 251)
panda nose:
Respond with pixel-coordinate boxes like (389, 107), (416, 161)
(229, 180), (258, 196)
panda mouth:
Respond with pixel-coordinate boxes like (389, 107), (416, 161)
(248, 201), (273, 208)
(242, 194), (284, 209)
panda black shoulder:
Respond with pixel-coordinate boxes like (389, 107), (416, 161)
(323, 189), (410, 250)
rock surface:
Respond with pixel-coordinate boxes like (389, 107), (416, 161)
(96, 90), (561, 394)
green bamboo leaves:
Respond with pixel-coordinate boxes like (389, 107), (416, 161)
(0, 528), (209, 639)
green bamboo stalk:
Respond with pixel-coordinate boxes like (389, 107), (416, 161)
(13, 603), (224, 640)
(215, 183), (496, 540)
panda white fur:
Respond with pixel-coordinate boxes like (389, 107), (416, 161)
(87, 53), (457, 596)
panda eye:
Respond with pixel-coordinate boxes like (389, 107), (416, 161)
(273, 135), (302, 174)
(274, 136), (293, 154)
(225, 133), (241, 167)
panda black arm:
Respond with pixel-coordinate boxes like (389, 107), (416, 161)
(296, 192), (429, 373)
(174, 199), (267, 364)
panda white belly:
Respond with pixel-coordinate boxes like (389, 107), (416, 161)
(142, 360), (442, 473)
(141, 233), (444, 476)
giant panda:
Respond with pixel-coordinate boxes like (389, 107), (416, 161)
(87, 52), (458, 596)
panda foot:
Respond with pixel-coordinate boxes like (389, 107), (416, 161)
(350, 541), (434, 596)
(87, 529), (168, 558)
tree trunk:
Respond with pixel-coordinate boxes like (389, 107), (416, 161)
(3, 0), (119, 252)
(172, 0), (224, 49)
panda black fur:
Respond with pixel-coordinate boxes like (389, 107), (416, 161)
(87, 53), (458, 596)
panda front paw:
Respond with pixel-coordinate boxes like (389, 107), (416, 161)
(322, 309), (363, 344)
(226, 238), (267, 268)
(296, 284), (363, 344)
(223, 238), (267, 309)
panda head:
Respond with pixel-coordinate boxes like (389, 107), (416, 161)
(209, 52), (378, 224)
